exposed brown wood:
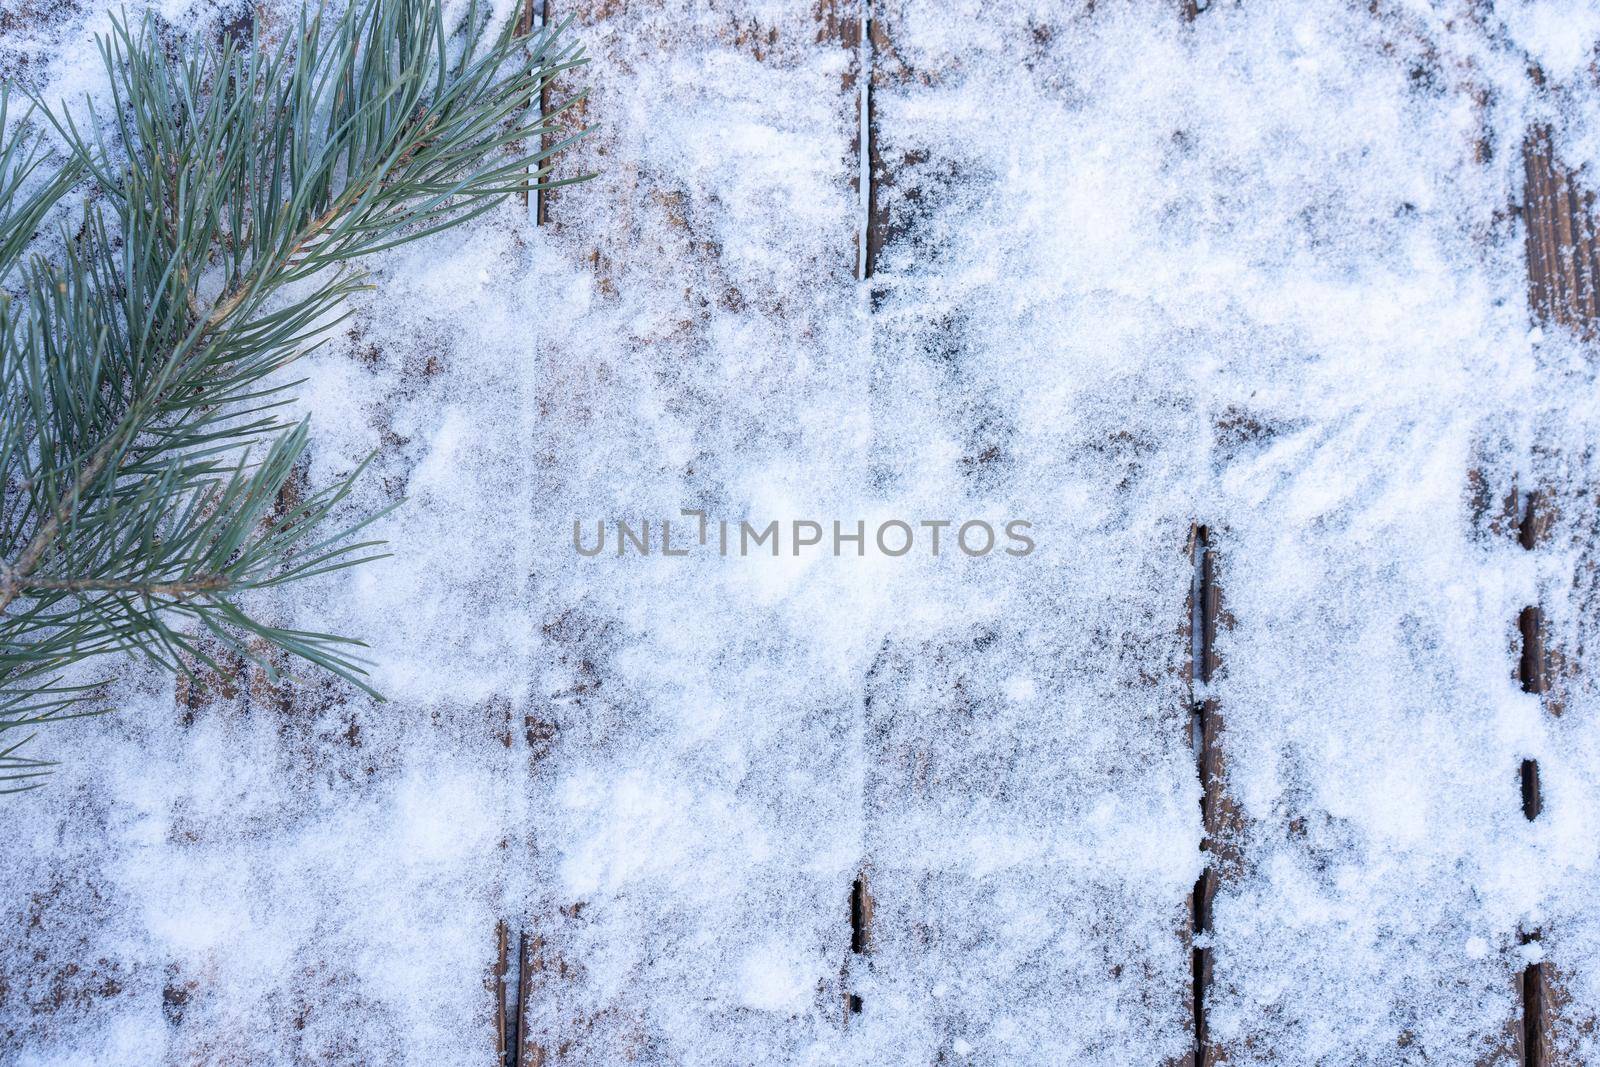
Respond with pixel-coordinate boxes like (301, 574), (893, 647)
(492, 921), (536, 1066)
(1518, 605), (1547, 700)
(860, 1), (931, 286)
(1190, 524), (1240, 1067)
(535, 0), (553, 225)
(1523, 125), (1600, 339)
(844, 869), (874, 1017)
(1524, 954), (1548, 1067)
(492, 920), (511, 1063)
(1507, 473), (1567, 723)
(1522, 941), (1569, 1067)
(814, 0), (862, 276)
(1520, 489), (1552, 551)
(513, 930), (531, 1065)
(1520, 758), (1542, 822)
(863, 8), (886, 281)
(1174, 529), (1197, 1067)
(1191, 521), (1213, 1067)
(849, 872), (874, 955)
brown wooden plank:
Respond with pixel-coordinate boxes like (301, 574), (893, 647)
(1523, 953), (1556, 1067)
(1523, 123), (1600, 340)
(863, 9), (888, 281)
(491, 921), (537, 1065)
(1520, 488), (1553, 552)
(1175, 529), (1197, 1067)
(1190, 524), (1241, 1067)
(513, 930), (531, 1065)
(1519, 605), (1547, 701)
(1515, 97), (1599, 1064)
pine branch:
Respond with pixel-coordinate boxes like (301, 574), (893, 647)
(17, 576), (234, 596)
(0, 431), (122, 614)
(0, 0), (590, 788)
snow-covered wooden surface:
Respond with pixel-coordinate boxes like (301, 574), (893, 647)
(6, 1), (1600, 1064)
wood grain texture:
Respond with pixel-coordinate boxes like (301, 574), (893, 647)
(1515, 92), (1600, 1066)
(1523, 124), (1600, 341)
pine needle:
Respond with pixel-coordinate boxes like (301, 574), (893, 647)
(0, 0), (589, 785)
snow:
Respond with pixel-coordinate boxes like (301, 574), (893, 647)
(5, 0), (1600, 1064)
(1501, 0), (1600, 81)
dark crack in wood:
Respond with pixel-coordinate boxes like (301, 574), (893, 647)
(1189, 524), (1239, 1067)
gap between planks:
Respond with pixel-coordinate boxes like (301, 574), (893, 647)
(1188, 523), (1237, 1067)
(1179, 0), (1224, 1050)
(841, 0), (877, 1021)
(1517, 494), (1557, 1067)
(494, 0), (561, 1059)
(493, 920), (536, 1067)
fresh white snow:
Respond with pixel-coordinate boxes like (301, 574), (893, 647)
(4, 0), (1600, 1064)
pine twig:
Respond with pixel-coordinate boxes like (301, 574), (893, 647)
(0, 0), (591, 787)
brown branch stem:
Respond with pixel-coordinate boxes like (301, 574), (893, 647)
(0, 433), (126, 615)
(0, 200), (348, 619)
(18, 575), (232, 597)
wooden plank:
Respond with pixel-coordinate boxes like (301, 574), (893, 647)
(1174, 528), (1196, 1067)
(1523, 122), (1600, 340)
(1515, 70), (1600, 1065)
(505, 2), (864, 1059)
(863, 9), (888, 281)
(853, 6), (1194, 1059)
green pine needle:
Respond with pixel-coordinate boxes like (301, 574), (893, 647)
(0, 0), (590, 786)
